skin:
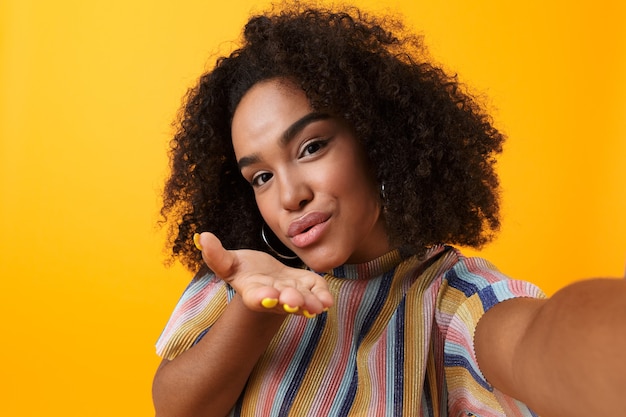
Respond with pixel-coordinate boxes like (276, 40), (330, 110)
(475, 279), (626, 417)
(232, 78), (391, 272)
(153, 77), (626, 417)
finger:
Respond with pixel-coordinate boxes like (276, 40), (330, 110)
(310, 285), (335, 310)
(241, 282), (282, 312)
(277, 287), (306, 314)
(275, 274), (333, 316)
(253, 286), (328, 318)
(197, 232), (236, 279)
(299, 291), (326, 315)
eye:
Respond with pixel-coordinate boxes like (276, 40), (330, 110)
(299, 139), (329, 158)
(251, 171), (273, 187)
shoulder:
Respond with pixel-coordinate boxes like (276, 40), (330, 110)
(439, 248), (545, 311)
(434, 249), (544, 415)
(433, 247), (545, 344)
(155, 271), (232, 360)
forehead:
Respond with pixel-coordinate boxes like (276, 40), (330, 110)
(231, 79), (312, 155)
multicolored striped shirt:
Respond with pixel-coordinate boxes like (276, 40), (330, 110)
(156, 245), (545, 416)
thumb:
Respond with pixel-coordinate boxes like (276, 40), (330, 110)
(196, 232), (236, 279)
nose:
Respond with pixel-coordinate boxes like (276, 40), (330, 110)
(278, 170), (312, 211)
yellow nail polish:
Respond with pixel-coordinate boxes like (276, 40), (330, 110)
(303, 310), (316, 319)
(283, 304), (299, 314)
(261, 298), (278, 309)
(193, 233), (202, 251)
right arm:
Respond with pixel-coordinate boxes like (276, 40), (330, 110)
(152, 294), (285, 417)
(152, 232), (333, 417)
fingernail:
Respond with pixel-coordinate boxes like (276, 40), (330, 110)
(303, 310), (316, 319)
(261, 298), (278, 309)
(193, 233), (202, 251)
(283, 304), (299, 314)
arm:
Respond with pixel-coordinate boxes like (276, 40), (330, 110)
(152, 233), (334, 417)
(153, 294), (285, 417)
(475, 278), (626, 417)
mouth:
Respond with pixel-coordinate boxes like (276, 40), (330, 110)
(287, 212), (331, 248)
(299, 225), (313, 234)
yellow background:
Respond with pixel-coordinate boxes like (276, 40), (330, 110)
(1, 0), (624, 415)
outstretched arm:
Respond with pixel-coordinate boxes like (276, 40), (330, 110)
(475, 277), (626, 417)
(152, 233), (333, 417)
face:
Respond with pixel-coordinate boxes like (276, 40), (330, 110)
(231, 78), (390, 271)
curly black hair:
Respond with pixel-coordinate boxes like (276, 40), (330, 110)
(160, 2), (504, 273)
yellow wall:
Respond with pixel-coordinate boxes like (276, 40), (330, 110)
(1, 0), (624, 415)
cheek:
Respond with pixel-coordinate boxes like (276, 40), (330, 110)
(255, 194), (269, 216)
(341, 158), (378, 199)
(255, 193), (279, 226)
(333, 175), (379, 220)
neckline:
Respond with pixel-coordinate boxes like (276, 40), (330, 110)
(323, 247), (413, 280)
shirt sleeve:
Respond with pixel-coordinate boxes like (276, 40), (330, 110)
(437, 253), (546, 417)
(155, 271), (234, 360)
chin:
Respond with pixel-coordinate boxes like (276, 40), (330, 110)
(301, 251), (346, 273)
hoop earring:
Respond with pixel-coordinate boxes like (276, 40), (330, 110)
(261, 224), (299, 260)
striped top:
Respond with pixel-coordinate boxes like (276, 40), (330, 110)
(156, 245), (545, 416)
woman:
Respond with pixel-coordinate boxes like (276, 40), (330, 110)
(152, 4), (626, 417)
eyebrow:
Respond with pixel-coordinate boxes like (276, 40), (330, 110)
(237, 112), (331, 170)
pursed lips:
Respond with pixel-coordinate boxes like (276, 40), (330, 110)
(287, 211), (331, 238)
